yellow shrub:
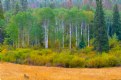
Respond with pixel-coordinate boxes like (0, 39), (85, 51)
(69, 56), (85, 68)
(1, 49), (8, 54)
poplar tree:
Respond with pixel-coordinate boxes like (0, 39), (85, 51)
(112, 4), (121, 40)
(94, 0), (109, 53)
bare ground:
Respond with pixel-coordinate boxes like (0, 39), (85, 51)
(0, 62), (121, 80)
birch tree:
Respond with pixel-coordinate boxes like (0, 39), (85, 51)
(38, 8), (54, 49)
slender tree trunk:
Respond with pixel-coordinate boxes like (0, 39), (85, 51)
(44, 19), (49, 49)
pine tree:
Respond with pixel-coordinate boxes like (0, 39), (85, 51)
(20, 0), (28, 11)
(14, 2), (20, 14)
(94, 0), (109, 53)
(0, 0), (4, 43)
(0, 0), (4, 19)
(112, 4), (121, 40)
(4, 0), (11, 11)
(79, 35), (86, 49)
(11, 0), (16, 10)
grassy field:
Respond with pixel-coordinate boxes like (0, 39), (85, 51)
(1, 62), (121, 80)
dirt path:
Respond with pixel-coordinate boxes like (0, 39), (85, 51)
(0, 62), (121, 80)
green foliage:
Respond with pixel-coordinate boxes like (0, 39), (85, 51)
(112, 4), (121, 40)
(86, 53), (119, 68)
(1, 1), (121, 69)
(69, 56), (85, 68)
(53, 53), (73, 67)
(1, 47), (121, 68)
(0, 0), (4, 19)
(0, 53), (3, 61)
(109, 34), (119, 49)
(79, 41), (86, 49)
(94, 0), (109, 53)
(79, 35), (86, 49)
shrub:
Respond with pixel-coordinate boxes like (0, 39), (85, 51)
(14, 52), (29, 64)
(1, 48), (121, 68)
(69, 56), (85, 68)
(0, 53), (3, 61)
(29, 53), (45, 65)
(2, 52), (16, 62)
(86, 55), (106, 68)
(109, 34), (119, 49)
(53, 53), (73, 67)
(86, 53), (120, 68)
(39, 49), (53, 55)
(80, 46), (94, 54)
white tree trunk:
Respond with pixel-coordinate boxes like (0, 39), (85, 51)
(69, 23), (72, 49)
(44, 20), (49, 49)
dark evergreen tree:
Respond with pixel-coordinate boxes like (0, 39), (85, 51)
(94, 0), (109, 53)
(79, 35), (86, 49)
(0, 0), (4, 19)
(0, 0), (4, 43)
(20, 0), (28, 11)
(14, 2), (20, 14)
(112, 4), (121, 40)
(49, 0), (55, 8)
(4, 0), (10, 11)
(11, 0), (16, 10)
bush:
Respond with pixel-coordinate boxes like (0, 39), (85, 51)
(1, 48), (121, 68)
(14, 52), (29, 64)
(2, 52), (16, 62)
(53, 53), (73, 67)
(0, 53), (3, 61)
(69, 56), (85, 68)
(39, 49), (53, 55)
(109, 34), (119, 49)
(29, 53), (45, 65)
(86, 53), (119, 68)
(80, 46), (94, 54)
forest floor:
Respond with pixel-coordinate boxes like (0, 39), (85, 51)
(0, 62), (121, 80)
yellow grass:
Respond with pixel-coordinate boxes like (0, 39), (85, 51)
(0, 62), (121, 80)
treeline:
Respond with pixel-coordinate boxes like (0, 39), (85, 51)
(5, 8), (94, 49)
(0, 0), (121, 53)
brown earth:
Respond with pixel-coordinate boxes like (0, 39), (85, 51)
(0, 62), (121, 80)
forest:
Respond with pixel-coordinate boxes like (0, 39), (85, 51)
(0, 0), (121, 68)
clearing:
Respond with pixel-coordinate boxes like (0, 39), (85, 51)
(0, 62), (121, 80)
